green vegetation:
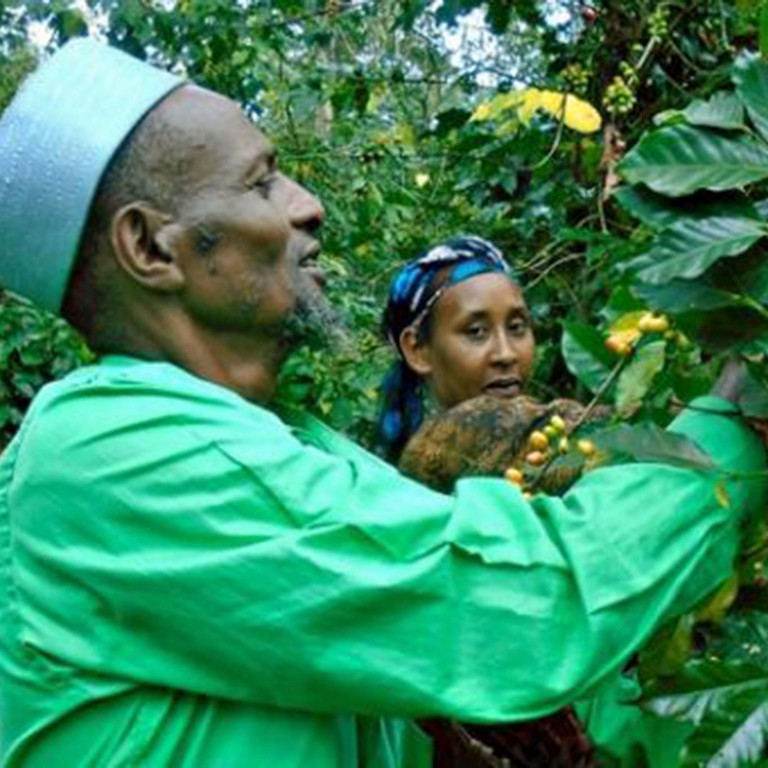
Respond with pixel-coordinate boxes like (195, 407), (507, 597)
(5, 0), (768, 760)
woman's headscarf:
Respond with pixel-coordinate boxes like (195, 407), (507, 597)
(378, 235), (518, 461)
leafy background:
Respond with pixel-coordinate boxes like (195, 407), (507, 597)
(4, 0), (768, 762)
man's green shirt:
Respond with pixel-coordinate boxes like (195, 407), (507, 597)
(0, 356), (764, 766)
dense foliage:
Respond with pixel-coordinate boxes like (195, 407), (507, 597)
(4, 0), (768, 761)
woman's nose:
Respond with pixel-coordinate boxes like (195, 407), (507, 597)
(490, 330), (516, 365)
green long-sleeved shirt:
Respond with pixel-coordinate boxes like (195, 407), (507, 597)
(0, 356), (764, 766)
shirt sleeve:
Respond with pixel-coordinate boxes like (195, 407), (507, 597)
(10, 374), (767, 722)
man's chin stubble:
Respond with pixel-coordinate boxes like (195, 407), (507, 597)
(280, 279), (349, 351)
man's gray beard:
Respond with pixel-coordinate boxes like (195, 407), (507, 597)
(281, 274), (349, 351)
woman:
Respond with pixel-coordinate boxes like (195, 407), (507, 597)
(378, 236), (598, 767)
(379, 235), (534, 462)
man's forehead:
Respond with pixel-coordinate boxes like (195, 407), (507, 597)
(153, 84), (273, 160)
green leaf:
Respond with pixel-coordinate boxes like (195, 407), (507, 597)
(614, 186), (760, 229)
(634, 279), (741, 314)
(762, 3), (768, 63)
(600, 286), (646, 324)
(643, 660), (768, 767)
(734, 51), (768, 144)
(640, 614), (696, 680)
(711, 612), (768, 666)
(632, 217), (766, 285)
(561, 322), (614, 394)
(683, 91), (746, 131)
(618, 125), (768, 197)
(615, 340), (666, 416)
(594, 423), (717, 470)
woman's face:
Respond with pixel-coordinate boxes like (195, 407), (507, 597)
(412, 272), (535, 409)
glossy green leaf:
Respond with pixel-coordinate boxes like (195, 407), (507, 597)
(734, 51), (768, 142)
(561, 322), (614, 393)
(618, 125), (768, 197)
(615, 340), (666, 416)
(632, 217), (766, 285)
(614, 186), (760, 229)
(683, 91), (746, 131)
(711, 613), (768, 667)
(593, 422), (717, 470)
(633, 280), (740, 314)
(643, 659), (768, 767)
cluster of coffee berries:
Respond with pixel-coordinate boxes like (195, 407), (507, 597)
(604, 311), (669, 357)
(604, 312), (690, 358)
(618, 61), (639, 88)
(648, 6), (670, 39)
(561, 63), (591, 95)
(504, 415), (597, 497)
(603, 75), (636, 115)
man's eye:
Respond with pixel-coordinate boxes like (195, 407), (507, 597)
(248, 176), (277, 198)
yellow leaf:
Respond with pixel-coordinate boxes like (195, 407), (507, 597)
(470, 101), (495, 122)
(517, 88), (542, 124)
(531, 89), (603, 134)
(696, 573), (739, 623)
(470, 92), (523, 122)
(562, 94), (602, 133)
(539, 90), (567, 115)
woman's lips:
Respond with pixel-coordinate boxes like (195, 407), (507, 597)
(483, 380), (521, 397)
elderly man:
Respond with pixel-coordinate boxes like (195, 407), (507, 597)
(0, 39), (764, 767)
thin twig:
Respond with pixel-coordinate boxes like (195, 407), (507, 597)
(527, 97), (568, 171)
(526, 252), (584, 289)
(529, 355), (631, 492)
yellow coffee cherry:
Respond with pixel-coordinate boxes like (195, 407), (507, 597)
(638, 313), (669, 334)
(544, 425), (558, 438)
(528, 430), (549, 451)
(577, 439), (596, 457)
(526, 450), (547, 467)
(505, 467), (525, 485)
(605, 335), (632, 356)
(549, 414), (566, 433)
(559, 437), (570, 454)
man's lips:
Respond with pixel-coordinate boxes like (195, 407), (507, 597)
(483, 379), (522, 397)
(297, 245), (326, 288)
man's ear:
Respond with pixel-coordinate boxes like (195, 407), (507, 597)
(399, 326), (432, 377)
(110, 202), (187, 293)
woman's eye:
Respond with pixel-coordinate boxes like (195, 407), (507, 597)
(464, 325), (488, 340)
(509, 319), (529, 336)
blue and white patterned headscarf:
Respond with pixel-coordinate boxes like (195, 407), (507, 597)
(378, 235), (518, 460)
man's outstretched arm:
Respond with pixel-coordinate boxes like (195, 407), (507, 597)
(11, 363), (766, 722)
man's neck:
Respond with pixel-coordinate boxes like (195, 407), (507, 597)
(99, 313), (287, 404)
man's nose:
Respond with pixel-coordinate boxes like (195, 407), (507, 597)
(284, 174), (325, 233)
